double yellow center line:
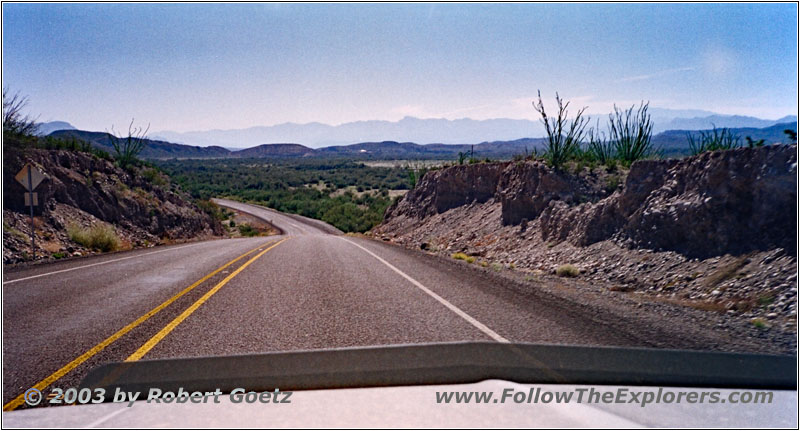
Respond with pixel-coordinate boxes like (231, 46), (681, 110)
(3, 238), (288, 412)
(126, 238), (287, 361)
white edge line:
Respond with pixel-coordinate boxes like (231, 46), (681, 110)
(338, 237), (510, 343)
(3, 242), (203, 285)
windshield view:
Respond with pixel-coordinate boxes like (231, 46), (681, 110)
(2, 2), (797, 428)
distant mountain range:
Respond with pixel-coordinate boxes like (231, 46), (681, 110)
(49, 121), (796, 161)
(653, 114), (797, 133)
(35, 121), (76, 136)
(652, 122), (797, 152)
(152, 117), (539, 149)
(150, 110), (796, 149)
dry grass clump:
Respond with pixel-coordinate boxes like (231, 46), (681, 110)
(67, 223), (120, 252)
(556, 264), (580, 277)
(451, 252), (476, 264)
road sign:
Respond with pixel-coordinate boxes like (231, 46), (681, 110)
(15, 164), (45, 191)
(16, 163), (46, 260)
(24, 193), (38, 206)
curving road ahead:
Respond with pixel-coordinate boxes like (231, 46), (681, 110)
(3, 199), (713, 411)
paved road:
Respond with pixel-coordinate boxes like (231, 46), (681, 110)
(3, 199), (684, 410)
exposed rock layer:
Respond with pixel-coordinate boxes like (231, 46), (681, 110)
(374, 145), (797, 329)
(3, 148), (221, 263)
(386, 145), (796, 258)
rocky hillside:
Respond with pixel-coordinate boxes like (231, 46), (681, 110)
(3, 147), (223, 264)
(373, 145), (797, 331)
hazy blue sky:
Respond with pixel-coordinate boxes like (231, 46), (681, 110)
(3, 3), (797, 132)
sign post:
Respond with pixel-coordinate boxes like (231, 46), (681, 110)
(15, 164), (45, 260)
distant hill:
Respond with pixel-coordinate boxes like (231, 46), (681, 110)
(655, 115), (798, 133)
(653, 121), (797, 154)
(316, 138), (547, 159)
(48, 130), (231, 159)
(232, 143), (316, 158)
(35, 121), (76, 136)
(48, 121), (795, 161)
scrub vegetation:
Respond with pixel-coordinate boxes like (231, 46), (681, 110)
(158, 159), (410, 233)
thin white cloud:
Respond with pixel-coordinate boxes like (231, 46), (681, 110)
(616, 66), (697, 83)
(437, 102), (503, 117)
(389, 104), (429, 118)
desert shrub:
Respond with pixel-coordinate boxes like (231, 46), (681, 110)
(451, 252), (476, 264)
(556, 264), (580, 277)
(745, 136), (765, 148)
(108, 119), (149, 168)
(533, 91), (589, 170)
(196, 199), (226, 221)
(687, 126), (741, 155)
(586, 121), (615, 164)
(28, 134), (112, 160)
(237, 223), (259, 237)
(608, 102), (656, 164)
(141, 167), (168, 186)
(605, 175), (621, 193)
(2, 88), (38, 137)
(405, 162), (430, 189)
(784, 129), (797, 144)
(67, 223), (120, 252)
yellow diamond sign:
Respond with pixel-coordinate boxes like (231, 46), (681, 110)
(15, 164), (45, 191)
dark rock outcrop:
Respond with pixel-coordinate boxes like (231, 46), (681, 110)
(382, 145), (797, 258)
(497, 161), (609, 226)
(389, 163), (507, 219)
(3, 148), (222, 249)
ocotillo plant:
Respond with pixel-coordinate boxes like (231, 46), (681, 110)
(532, 90), (589, 170)
(608, 102), (655, 164)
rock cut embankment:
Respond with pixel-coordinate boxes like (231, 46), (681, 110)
(3, 148), (222, 263)
(374, 145), (797, 329)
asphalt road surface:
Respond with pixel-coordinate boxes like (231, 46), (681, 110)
(3, 199), (695, 410)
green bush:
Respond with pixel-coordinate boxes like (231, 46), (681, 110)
(237, 223), (259, 237)
(67, 223), (120, 252)
(141, 167), (168, 186)
(196, 199), (226, 221)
